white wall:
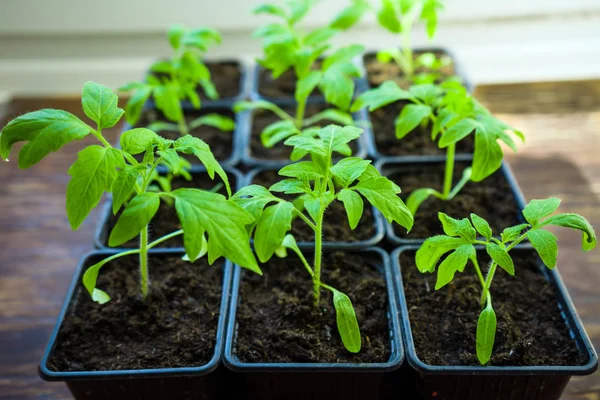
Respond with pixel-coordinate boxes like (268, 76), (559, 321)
(1, 0), (600, 96)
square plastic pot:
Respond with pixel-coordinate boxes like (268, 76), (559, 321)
(94, 166), (244, 250)
(39, 249), (233, 400)
(223, 247), (404, 400)
(391, 245), (598, 400)
(376, 159), (527, 246)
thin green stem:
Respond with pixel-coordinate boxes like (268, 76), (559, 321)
(92, 128), (112, 148)
(139, 225), (149, 299)
(443, 143), (455, 198)
(148, 229), (183, 249)
(471, 256), (486, 290)
(293, 208), (317, 231)
(506, 232), (528, 251)
(480, 260), (497, 306)
(177, 117), (189, 137)
(295, 99), (306, 129)
(312, 213), (324, 308)
(319, 282), (337, 293)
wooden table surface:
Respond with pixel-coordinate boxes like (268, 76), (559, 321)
(1, 81), (599, 399)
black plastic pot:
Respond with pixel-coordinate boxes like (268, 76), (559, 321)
(376, 159), (527, 246)
(392, 245), (598, 400)
(240, 99), (369, 168)
(94, 166), (244, 250)
(244, 166), (385, 249)
(223, 247), (403, 400)
(39, 249), (233, 400)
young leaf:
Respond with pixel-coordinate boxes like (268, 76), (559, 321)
(82, 257), (118, 304)
(395, 104), (431, 139)
(416, 235), (469, 273)
(320, 65), (356, 111)
(284, 134), (327, 157)
(270, 179), (310, 194)
(332, 289), (362, 353)
(234, 100), (292, 122)
(540, 213), (596, 251)
(108, 192), (160, 247)
(377, 0), (401, 33)
(501, 223), (530, 243)
(330, 0), (369, 30)
(66, 146), (124, 229)
(438, 119), (477, 148)
(302, 109), (354, 127)
(261, 120), (300, 148)
(319, 125), (363, 155)
(188, 114), (235, 131)
(471, 126), (504, 182)
(476, 301), (497, 365)
(522, 197), (561, 226)
(527, 230), (558, 269)
(279, 161), (322, 181)
(81, 81), (124, 129)
(0, 109), (90, 167)
(354, 178), (413, 231)
(124, 85), (152, 125)
(406, 188), (436, 216)
(253, 3), (288, 18)
(168, 24), (186, 49)
(470, 213), (492, 240)
(331, 157), (371, 187)
(296, 71), (322, 103)
(351, 81), (413, 112)
(438, 213), (476, 242)
(112, 166), (139, 214)
(485, 243), (515, 275)
(255, 201), (295, 262)
(231, 184), (278, 222)
(435, 244), (474, 289)
(120, 128), (158, 155)
(338, 189), (364, 230)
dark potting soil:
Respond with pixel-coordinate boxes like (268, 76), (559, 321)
(203, 61), (242, 100)
(257, 64), (322, 99)
(400, 249), (587, 366)
(138, 108), (235, 161)
(384, 162), (521, 239)
(252, 170), (376, 243)
(363, 51), (455, 90)
(48, 254), (224, 371)
(369, 101), (475, 157)
(250, 104), (359, 161)
(104, 171), (235, 248)
(235, 251), (391, 363)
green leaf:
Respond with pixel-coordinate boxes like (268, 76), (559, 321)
(157, 148), (182, 173)
(112, 166), (139, 214)
(406, 188), (436, 216)
(322, 45), (364, 70)
(66, 146), (124, 229)
(295, 71), (322, 103)
(0, 109), (90, 167)
(253, 3), (288, 18)
(501, 223), (530, 243)
(355, 178), (413, 231)
(261, 121), (300, 148)
(233, 100), (292, 122)
(255, 201), (294, 262)
(120, 128), (158, 155)
(149, 60), (173, 75)
(279, 161), (322, 181)
(303, 109), (354, 127)
(435, 244), (474, 289)
(168, 24), (186, 49)
(108, 192), (160, 246)
(124, 85), (152, 125)
(527, 230), (558, 269)
(231, 184), (278, 222)
(476, 301), (497, 365)
(416, 235), (468, 273)
(541, 213), (597, 251)
(171, 189), (260, 273)
(332, 289), (362, 353)
(285, 134), (327, 157)
(188, 114), (235, 131)
(523, 197), (561, 226)
(438, 212), (476, 242)
(182, 233), (208, 262)
(377, 0), (401, 33)
(485, 243), (515, 275)
(304, 28), (337, 46)
(470, 213), (492, 240)
(351, 81), (412, 112)
(154, 83), (183, 123)
(289, 0), (313, 25)
(81, 81), (124, 129)
(319, 125), (363, 156)
(421, 0), (443, 38)
(471, 125), (504, 182)
(330, 1), (369, 30)
(331, 157), (371, 187)
(438, 118), (477, 148)
(270, 179), (309, 194)
(320, 66), (356, 111)
(82, 257), (116, 304)
(338, 189), (364, 230)
(395, 104), (431, 139)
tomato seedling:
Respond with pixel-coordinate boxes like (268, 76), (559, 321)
(232, 124), (414, 352)
(0, 81), (260, 303)
(415, 198), (596, 364)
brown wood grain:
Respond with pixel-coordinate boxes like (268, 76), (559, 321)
(1, 81), (599, 399)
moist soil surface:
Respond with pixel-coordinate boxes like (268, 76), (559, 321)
(384, 162), (521, 239)
(369, 101), (475, 157)
(363, 51), (455, 90)
(257, 63), (323, 100)
(48, 254), (224, 371)
(250, 104), (360, 161)
(203, 61), (242, 100)
(138, 108), (235, 162)
(104, 171), (236, 248)
(235, 251), (391, 363)
(252, 170), (377, 243)
(400, 248), (588, 366)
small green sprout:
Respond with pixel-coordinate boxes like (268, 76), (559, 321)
(415, 198), (596, 364)
(353, 80), (524, 216)
(121, 24), (235, 137)
(233, 125), (413, 352)
(0, 82), (260, 303)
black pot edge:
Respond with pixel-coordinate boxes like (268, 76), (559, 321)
(390, 244), (599, 376)
(374, 159), (528, 246)
(93, 166), (245, 250)
(38, 249), (234, 381)
(243, 165), (385, 250)
(357, 46), (474, 160)
(223, 246), (404, 372)
(239, 101), (369, 169)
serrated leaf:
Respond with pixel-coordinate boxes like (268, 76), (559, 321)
(188, 113), (235, 131)
(355, 178), (413, 231)
(270, 179), (310, 194)
(158, 148), (181, 173)
(82, 81), (124, 129)
(485, 243), (515, 275)
(527, 230), (558, 269)
(295, 71), (322, 103)
(471, 125), (504, 182)
(377, 0), (401, 33)
(120, 128), (159, 155)
(541, 213), (597, 251)
(66, 146), (124, 229)
(231, 184), (278, 222)
(319, 125), (363, 155)
(338, 189), (364, 230)
(284, 134), (327, 157)
(438, 118), (477, 148)
(255, 202), (295, 262)
(470, 213), (492, 240)
(112, 166), (139, 214)
(171, 188), (260, 273)
(438, 213), (476, 242)
(416, 235), (469, 273)
(351, 81), (412, 112)
(280, 161), (322, 181)
(320, 66), (356, 111)
(108, 192), (160, 246)
(332, 289), (361, 353)
(476, 302), (497, 365)
(0, 109), (90, 167)
(501, 223), (529, 243)
(523, 197), (561, 226)
(435, 244), (474, 289)
(395, 104), (431, 139)
(331, 157), (371, 187)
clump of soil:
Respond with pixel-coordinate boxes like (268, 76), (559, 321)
(203, 61), (242, 100)
(48, 254), (224, 371)
(251, 170), (377, 243)
(384, 162), (521, 239)
(399, 249), (588, 366)
(235, 251), (391, 363)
